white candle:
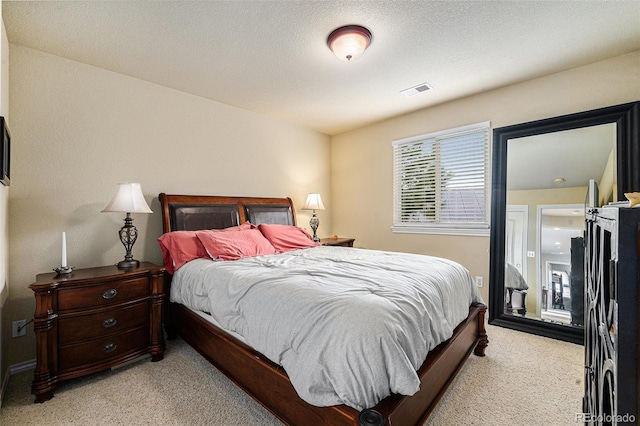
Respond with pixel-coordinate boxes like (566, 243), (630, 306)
(61, 232), (67, 268)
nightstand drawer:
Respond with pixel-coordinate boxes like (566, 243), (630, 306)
(58, 301), (149, 344)
(58, 277), (149, 311)
(59, 326), (149, 372)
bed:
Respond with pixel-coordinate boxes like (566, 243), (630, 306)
(159, 193), (488, 426)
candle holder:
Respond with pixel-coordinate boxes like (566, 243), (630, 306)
(53, 266), (74, 276)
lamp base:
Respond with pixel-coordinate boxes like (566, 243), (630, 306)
(309, 212), (320, 243)
(117, 259), (140, 270)
(116, 213), (140, 270)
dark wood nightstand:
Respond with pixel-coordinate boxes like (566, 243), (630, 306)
(320, 237), (355, 247)
(29, 262), (166, 403)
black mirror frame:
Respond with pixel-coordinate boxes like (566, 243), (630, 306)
(489, 101), (640, 344)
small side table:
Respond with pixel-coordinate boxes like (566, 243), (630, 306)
(320, 237), (355, 247)
(29, 262), (166, 403)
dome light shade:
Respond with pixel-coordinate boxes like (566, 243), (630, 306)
(327, 25), (372, 61)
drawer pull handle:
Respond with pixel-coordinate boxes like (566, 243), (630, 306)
(102, 318), (117, 328)
(102, 289), (117, 299)
(103, 343), (117, 353)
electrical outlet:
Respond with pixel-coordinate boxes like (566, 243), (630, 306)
(475, 276), (483, 287)
(12, 320), (27, 337)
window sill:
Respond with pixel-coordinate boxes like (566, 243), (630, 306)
(391, 225), (489, 237)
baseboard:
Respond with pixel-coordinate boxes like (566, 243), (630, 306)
(0, 364), (8, 411)
(10, 359), (36, 375)
(0, 359), (34, 411)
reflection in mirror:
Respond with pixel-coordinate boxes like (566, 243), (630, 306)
(489, 101), (640, 344)
(537, 205), (584, 325)
(504, 124), (615, 327)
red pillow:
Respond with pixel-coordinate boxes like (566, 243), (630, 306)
(158, 223), (254, 273)
(196, 227), (277, 261)
(157, 231), (208, 274)
(258, 223), (320, 252)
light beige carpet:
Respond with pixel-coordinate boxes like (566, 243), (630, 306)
(1, 323), (583, 425)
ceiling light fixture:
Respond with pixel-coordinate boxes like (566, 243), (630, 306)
(327, 25), (372, 62)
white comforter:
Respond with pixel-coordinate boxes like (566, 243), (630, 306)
(171, 246), (482, 411)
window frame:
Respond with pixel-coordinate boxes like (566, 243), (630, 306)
(392, 121), (491, 237)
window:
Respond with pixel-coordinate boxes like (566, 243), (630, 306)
(392, 122), (490, 236)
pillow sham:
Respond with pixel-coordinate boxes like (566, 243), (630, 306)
(196, 227), (277, 261)
(258, 223), (320, 252)
(158, 222), (254, 273)
(157, 231), (208, 274)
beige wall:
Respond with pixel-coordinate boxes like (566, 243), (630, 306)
(5, 43), (639, 367)
(7, 45), (331, 365)
(0, 11), (9, 403)
(330, 51), (640, 306)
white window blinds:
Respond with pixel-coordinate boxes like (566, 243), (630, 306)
(392, 122), (490, 236)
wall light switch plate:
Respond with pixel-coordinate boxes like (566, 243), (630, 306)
(475, 276), (483, 287)
(527, 251), (536, 258)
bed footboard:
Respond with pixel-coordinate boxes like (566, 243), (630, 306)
(166, 299), (487, 426)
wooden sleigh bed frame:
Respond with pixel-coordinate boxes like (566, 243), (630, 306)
(159, 193), (488, 426)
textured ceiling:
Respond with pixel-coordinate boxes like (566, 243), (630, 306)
(3, 1), (640, 135)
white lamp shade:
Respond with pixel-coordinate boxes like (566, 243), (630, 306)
(102, 183), (152, 214)
(303, 193), (325, 211)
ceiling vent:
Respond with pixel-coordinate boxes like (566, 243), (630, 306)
(400, 83), (432, 97)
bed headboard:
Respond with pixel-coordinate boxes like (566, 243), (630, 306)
(159, 193), (296, 233)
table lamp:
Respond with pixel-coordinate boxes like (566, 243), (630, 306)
(302, 193), (325, 242)
(102, 182), (152, 269)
